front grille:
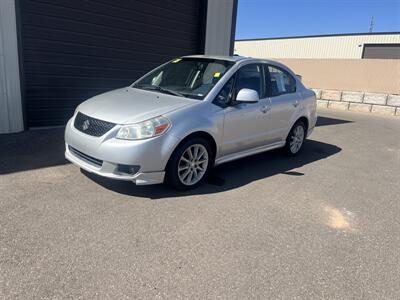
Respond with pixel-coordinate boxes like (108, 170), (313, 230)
(69, 146), (103, 167)
(74, 112), (116, 137)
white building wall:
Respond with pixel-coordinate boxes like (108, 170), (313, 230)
(235, 34), (400, 59)
(205, 0), (237, 56)
(0, 0), (23, 133)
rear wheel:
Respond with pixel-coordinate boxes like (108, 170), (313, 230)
(166, 138), (212, 190)
(284, 121), (306, 156)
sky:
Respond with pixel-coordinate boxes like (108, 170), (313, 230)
(235, 0), (400, 39)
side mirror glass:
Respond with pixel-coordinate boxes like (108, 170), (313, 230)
(235, 88), (259, 103)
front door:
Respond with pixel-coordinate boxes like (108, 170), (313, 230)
(220, 64), (270, 156)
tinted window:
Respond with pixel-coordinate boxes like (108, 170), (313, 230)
(267, 65), (296, 96)
(235, 64), (262, 98)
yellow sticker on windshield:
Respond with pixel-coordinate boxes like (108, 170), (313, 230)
(172, 58), (182, 63)
(214, 72), (221, 78)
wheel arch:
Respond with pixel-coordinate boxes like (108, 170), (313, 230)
(286, 115), (309, 141)
(168, 130), (218, 166)
(296, 116), (309, 132)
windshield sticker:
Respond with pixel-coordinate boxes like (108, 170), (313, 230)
(172, 58), (182, 63)
(213, 72), (221, 78)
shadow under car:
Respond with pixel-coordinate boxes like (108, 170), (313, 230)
(82, 139), (341, 199)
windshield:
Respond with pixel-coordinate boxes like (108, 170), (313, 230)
(132, 57), (235, 100)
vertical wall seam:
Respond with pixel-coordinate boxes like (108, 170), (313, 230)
(229, 0), (238, 56)
(0, 3), (11, 132)
(14, 0), (26, 130)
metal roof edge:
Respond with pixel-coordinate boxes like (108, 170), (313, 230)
(235, 32), (400, 42)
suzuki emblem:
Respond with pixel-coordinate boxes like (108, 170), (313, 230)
(82, 120), (90, 131)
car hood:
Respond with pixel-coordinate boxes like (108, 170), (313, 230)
(78, 87), (195, 124)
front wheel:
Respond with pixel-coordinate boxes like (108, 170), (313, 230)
(284, 121), (306, 156)
(166, 138), (212, 190)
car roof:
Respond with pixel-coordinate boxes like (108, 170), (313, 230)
(181, 55), (282, 66)
(183, 54), (248, 62)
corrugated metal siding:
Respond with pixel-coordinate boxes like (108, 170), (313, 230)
(235, 34), (400, 59)
(19, 0), (205, 127)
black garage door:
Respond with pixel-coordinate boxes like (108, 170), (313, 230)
(18, 0), (206, 127)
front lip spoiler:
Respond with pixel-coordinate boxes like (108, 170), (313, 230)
(65, 147), (165, 185)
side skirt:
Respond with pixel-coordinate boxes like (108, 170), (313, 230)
(214, 141), (285, 166)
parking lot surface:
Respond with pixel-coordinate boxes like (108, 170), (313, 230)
(1, 109), (399, 299)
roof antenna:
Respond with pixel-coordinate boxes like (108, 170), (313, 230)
(369, 16), (374, 33)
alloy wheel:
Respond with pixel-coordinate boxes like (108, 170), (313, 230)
(178, 144), (209, 186)
(289, 125), (305, 154)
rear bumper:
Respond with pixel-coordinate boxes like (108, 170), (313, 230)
(307, 124), (315, 137)
(65, 146), (165, 185)
(307, 110), (318, 137)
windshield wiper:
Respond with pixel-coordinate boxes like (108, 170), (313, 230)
(135, 85), (184, 97)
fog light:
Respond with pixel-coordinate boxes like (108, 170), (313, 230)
(117, 164), (140, 175)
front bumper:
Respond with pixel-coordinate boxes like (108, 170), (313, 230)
(65, 116), (179, 185)
(65, 146), (165, 185)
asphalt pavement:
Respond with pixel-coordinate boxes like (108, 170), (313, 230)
(0, 109), (399, 299)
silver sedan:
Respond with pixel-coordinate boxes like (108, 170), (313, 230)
(65, 55), (317, 190)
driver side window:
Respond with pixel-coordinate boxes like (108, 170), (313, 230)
(235, 64), (262, 98)
(213, 64), (263, 107)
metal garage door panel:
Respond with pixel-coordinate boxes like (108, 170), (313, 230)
(19, 0), (205, 127)
(362, 44), (400, 59)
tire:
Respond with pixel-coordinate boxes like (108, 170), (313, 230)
(284, 120), (306, 156)
(166, 137), (213, 190)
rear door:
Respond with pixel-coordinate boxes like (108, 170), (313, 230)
(264, 64), (300, 142)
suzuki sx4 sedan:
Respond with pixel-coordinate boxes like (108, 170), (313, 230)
(65, 55), (317, 190)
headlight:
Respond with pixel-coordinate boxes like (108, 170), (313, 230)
(116, 116), (170, 140)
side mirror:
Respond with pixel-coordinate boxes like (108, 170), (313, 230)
(235, 88), (259, 103)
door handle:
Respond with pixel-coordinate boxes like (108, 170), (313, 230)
(293, 100), (299, 107)
(260, 105), (271, 113)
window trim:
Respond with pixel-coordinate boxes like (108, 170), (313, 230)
(264, 64), (297, 97)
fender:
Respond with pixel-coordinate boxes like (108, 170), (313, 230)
(164, 101), (223, 158)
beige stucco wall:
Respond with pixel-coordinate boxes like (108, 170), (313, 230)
(276, 59), (400, 94)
